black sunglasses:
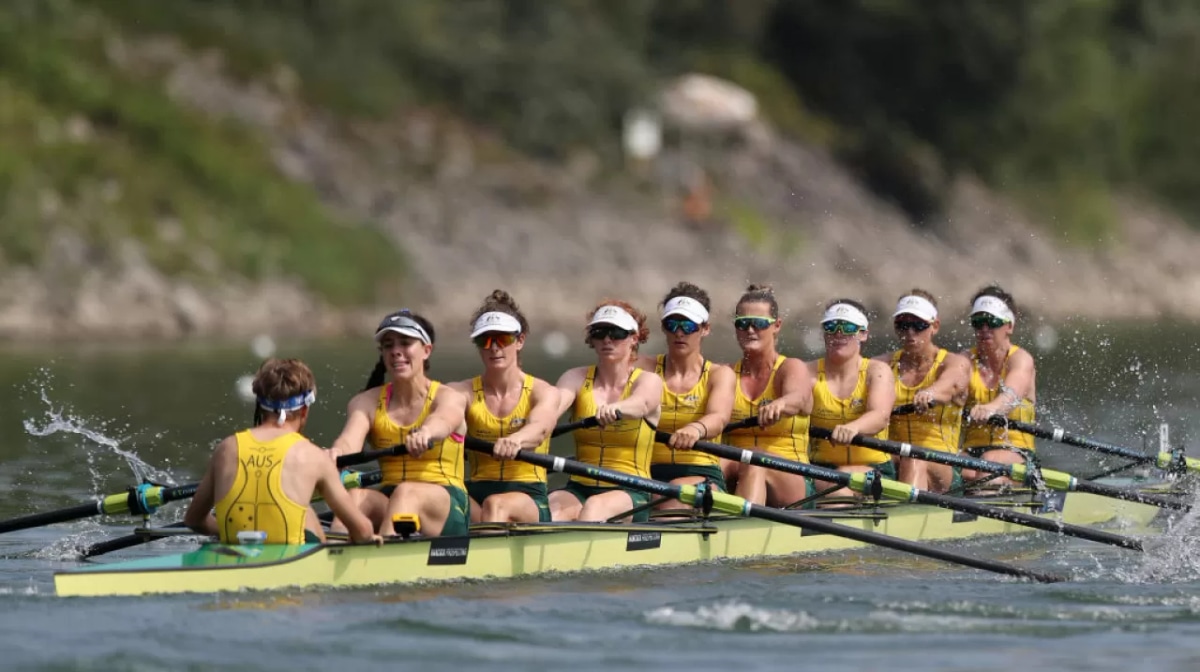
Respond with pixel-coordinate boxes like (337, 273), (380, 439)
(588, 325), (634, 341)
(894, 319), (931, 333)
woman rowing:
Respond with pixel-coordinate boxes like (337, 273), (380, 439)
(723, 284), (813, 507)
(874, 290), (969, 492)
(635, 282), (735, 509)
(549, 301), (663, 522)
(808, 299), (896, 498)
(448, 291), (559, 524)
(329, 310), (470, 538)
(960, 285), (1037, 482)
(185, 358), (380, 546)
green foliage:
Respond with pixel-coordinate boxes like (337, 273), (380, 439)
(0, 1), (398, 302)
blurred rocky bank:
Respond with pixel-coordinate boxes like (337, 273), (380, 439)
(3, 36), (1198, 345)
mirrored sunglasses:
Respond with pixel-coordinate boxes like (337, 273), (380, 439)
(472, 332), (518, 349)
(822, 320), (864, 335)
(733, 316), (777, 331)
(661, 318), (700, 335)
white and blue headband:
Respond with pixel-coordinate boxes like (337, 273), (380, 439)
(257, 390), (316, 425)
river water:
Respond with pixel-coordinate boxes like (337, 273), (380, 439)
(1, 321), (1199, 671)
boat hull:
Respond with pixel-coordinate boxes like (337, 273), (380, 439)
(53, 490), (1162, 597)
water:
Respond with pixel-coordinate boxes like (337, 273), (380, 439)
(1, 322), (1200, 671)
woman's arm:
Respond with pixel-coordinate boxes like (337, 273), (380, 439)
(759, 358), (813, 426)
(831, 360), (895, 443)
(328, 391), (376, 458)
(669, 364), (734, 450)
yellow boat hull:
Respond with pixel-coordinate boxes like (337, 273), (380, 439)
(53, 490), (1161, 598)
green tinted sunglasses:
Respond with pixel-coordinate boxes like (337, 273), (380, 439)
(822, 320), (864, 335)
(970, 313), (1010, 330)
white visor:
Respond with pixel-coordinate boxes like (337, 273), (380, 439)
(892, 295), (938, 321)
(661, 296), (710, 324)
(469, 311), (523, 339)
(374, 314), (432, 345)
(971, 296), (1014, 323)
(821, 303), (869, 329)
(588, 305), (639, 331)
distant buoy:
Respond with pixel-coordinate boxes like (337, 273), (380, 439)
(542, 331), (570, 359)
(1034, 325), (1059, 352)
(251, 334), (277, 359)
(235, 374), (256, 403)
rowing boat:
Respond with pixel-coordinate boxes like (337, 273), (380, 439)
(53, 483), (1162, 598)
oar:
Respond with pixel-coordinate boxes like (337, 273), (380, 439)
(461, 434), (1065, 583)
(679, 428), (1142, 551)
(817, 430), (1186, 511)
(986, 416), (1200, 476)
(0, 482), (200, 536)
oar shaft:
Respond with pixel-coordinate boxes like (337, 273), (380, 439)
(737, 498), (1060, 582)
(993, 418), (1147, 462)
(814, 428), (1187, 511)
(462, 436), (1064, 583)
(0, 502), (104, 534)
(678, 432), (1142, 551)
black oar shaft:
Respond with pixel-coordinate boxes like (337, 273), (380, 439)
(0, 502), (103, 534)
(678, 432), (1143, 551)
(820, 429), (1186, 511)
(738, 499), (1060, 581)
(991, 418), (1149, 462)
(463, 436), (1064, 583)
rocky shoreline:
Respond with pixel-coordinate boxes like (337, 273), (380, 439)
(4, 36), (1200, 344)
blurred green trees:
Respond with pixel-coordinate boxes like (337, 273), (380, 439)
(7, 0), (1200, 279)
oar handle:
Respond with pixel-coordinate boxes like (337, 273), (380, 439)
(551, 416), (601, 438)
(721, 417), (760, 433)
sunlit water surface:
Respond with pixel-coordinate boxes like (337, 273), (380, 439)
(1, 322), (1199, 671)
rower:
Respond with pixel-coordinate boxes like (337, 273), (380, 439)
(328, 309), (471, 538)
(807, 299), (896, 498)
(548, 301), (663, 522)
(875, 290), (970, 492)
(723, 284), (813, 507)
(183, 358), (380, 546)
(448, 290), (559, 524)
(959, 286), (1038, 484)
(636, 282), (735, 509)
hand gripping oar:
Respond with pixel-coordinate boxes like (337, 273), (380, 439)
(462, 432), (1065, 583)
(986, 416), (1200, 476)
(820, 430), (1187, 511)
(685, 426), (1142, 551)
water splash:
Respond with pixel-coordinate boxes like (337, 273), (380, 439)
(21, 374), (176, 486)
(1116, 481), (1200, 583)
(645, 600), (820, 632)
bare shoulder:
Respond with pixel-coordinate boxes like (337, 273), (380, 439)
(1010, 346), (1036, 368)
(942, 350), (972, 369)
(708, 362), (736, 382)
(870, 350), (895, 364)
(347, 387), (380, 412)
(212, 434), (239, 459)
(634, 368), (664, 387)
(434, 383), (468, 406)
(445, 378), (475, 396)
(555, 365), (590, 388)
(634, 354), (658, 372)
(778, 357), (809, 379)
(866, 358), (894, 378)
